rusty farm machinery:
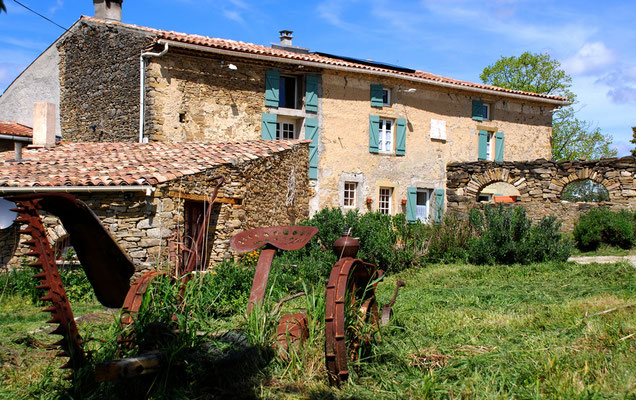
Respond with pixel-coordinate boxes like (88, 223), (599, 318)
(4, 190), (404, 388)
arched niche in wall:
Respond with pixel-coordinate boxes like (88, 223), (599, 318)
(477, 181), (521, 203)
(560, 179), (609, 202)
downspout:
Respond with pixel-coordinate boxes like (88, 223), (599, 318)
(139, 43), (169, 143)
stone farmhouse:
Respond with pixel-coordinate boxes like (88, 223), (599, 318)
(0, 0), (569, 223)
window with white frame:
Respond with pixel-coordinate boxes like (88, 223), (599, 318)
(416, 189), (433, 222)
(483, 103), (491, 121)
(382, 88), (391, 106)
(485, 131), (494, 160)
(343, 182), (357, 208)
(378, 118), (393, 153)
(378, 187), (392, 215)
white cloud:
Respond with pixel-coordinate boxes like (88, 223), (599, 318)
(562, 42), (617, 76)
(49, 0), (64, 14)
(222, 9), (245, 24)
(419, 0), (595, 53)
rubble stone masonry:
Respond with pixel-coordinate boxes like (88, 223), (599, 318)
(446, 157), (636, 232)
(58, 20), (154, 142)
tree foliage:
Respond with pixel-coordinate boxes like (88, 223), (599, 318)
(631, 127), (636, 157)
(480, 52), (616, 161)
(0, 0), (5, 13)
(480, 52), (574, 99)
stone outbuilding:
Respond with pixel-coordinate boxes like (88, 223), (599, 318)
(0, 140), (310, 271)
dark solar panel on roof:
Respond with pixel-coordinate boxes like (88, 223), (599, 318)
(311, 51), (416, 74)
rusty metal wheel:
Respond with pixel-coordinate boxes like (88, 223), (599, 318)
(118, 270), (167, 348)
(12, 199), (86, 372)
(324, 257), (383, 386)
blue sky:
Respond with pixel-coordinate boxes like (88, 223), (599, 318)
(1, 0), (635, 155)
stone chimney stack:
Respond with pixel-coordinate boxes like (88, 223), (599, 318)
(279, 30), (293, 46)
(93, 0), (122, 21)
(32, 102), (56, 148)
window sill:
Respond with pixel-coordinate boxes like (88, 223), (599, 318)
(269, 108), (310, 118)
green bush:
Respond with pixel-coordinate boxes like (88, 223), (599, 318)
(423, 213), (472, 263)
(467, 204), (572, 264)
(573, 208), (634, 250)
(0, 261), (95, 305)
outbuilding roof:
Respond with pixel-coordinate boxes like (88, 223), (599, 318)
(0, 140), (306, 188)
(81, 16), (569, 104)
(0, 122), (33, 138)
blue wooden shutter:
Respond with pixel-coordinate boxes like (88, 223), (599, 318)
(406, 187), (417, 223)
(495, 132), (504, 162)
(304, 118), (319, 179)
(305, 75), (318, 112)
(261, 113), (277, 140)
(370, 84), (383, 107)
(434, 189), (445, 223)
(369, 115), (380, 153)
(396, 118), (406, 156)
(265, 69), (280, 107)
(472, 99), (484, 121)
(478, 130), (488, 160)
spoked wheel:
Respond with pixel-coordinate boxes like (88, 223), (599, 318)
(324, 258), (383, 386)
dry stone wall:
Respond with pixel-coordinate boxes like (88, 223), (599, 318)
(2, 143), (310, 273)
(446, 157), (636, 232)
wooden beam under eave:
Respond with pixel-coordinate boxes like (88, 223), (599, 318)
(166, 190), (242, 205)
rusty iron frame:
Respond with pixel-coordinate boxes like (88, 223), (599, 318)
(230, 226), (318, 314)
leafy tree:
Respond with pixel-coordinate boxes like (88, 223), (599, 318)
(0, 0), (5, 13)
(631, 127), (636, 157)
(481, 52), (616, 161)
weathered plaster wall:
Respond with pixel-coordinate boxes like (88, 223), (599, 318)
(318, 70), (555, 214)
(58, 21), (154, 142)
(0, 45), (61, 137)
(446, 157), (636, 232)
(3, 143), (310, 272)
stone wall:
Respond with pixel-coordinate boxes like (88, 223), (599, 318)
(446, 157), (636, 232)
(0, 225), (20, 268)
(58, 20), (154, 142)
(3, 143), (310, 272)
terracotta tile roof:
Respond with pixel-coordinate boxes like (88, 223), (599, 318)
(81, 16), (568, 104)
(0, 122), (33, 138)
(0, 140), (307, 188)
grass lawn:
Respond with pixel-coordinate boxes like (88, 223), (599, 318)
(0, 260), (634, 399)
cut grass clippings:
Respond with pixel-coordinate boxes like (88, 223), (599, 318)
(0, 260), (634, 399)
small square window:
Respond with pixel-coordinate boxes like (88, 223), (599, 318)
(382, 88), (391, 106)
(379, 187), (392, 215)
(343, 182), (357, 208)
(378, 118), (394, 153)
(276, 121), (296, 140)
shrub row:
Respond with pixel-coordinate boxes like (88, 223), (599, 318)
(573, 208), (636, 250)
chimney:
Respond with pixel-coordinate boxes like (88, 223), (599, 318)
(32, 102), (56, 148)
(279, 30), (293, 46)
(93, 0), (122, 21)
(271, 30), (309, 54)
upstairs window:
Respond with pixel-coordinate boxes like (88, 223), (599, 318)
(276, 117), (298, 139)
(382, 88), (391, 106)
(279, 75), (302, 109)
(482, 103), (491, 121)
(378, 118), (393, 153)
